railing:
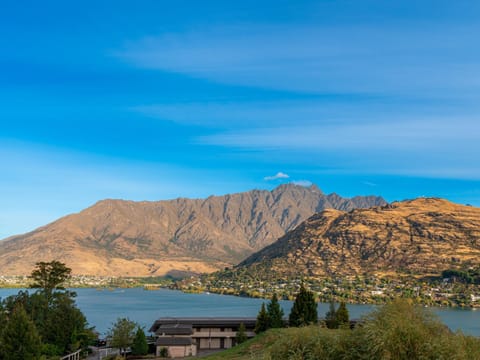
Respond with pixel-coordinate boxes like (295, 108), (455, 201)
(61, 349), (81, 360)
(193, 331), (255, 338)
(98, 347), (120, 360)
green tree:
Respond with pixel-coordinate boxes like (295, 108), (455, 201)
(236, 323), (248, 344)
(0, 301), (6, 338)
(29, 261), (72, 302)
(43, 292), (94, 354)
(1, 263), (94, 358)
(109, 318), (137, 357)
(289, 284), (318, 327)
(0, 305), (42, 360)
(325, 301), (338, 329)
(255, 303), (269, 333)
(335, 302), (349, 327)
(131, 327), (148, 356)
(267, 293), (284, 328)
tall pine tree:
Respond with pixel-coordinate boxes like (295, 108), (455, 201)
(254, 303), (269, 333)
(131, 327), (148, 355)
(0, 305), (42, 360)
(267, 293), (284, 328)
(288, 284), (318, 327)
(325, 301), (338, 329)
(336, 302), (350, 327)
(236, 323), (247, 344)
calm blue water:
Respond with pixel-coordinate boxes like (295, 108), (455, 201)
(1, 288), (479, 337)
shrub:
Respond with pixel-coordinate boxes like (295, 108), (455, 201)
(267, 298), (480, 360)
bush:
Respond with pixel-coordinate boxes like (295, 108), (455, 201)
(159, 347), (168, 357)
(267, 299), (480, 360)
(268, 326), (352, 360)
(356, 299), (480, 359)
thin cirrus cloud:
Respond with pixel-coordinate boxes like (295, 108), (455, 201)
(264, 172), (290, 181)
(198, 117), (480, 179)
(199, 118), (478, 151)
(130, 100), (382, 128)
(115, 23), (480, 95)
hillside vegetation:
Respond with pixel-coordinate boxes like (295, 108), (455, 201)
(239, 198), (480, 278)
(204, 300), (480, 360)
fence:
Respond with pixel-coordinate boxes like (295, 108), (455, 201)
(98, 347), (120, 360)
(60, 349), (81, 360)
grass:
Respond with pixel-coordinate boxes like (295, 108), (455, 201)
(202, 329), (284, 360)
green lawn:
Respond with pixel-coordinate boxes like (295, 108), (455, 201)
(201, 329), (283, 360)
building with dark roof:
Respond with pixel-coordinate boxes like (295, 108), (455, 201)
(150, 317), (257, 358)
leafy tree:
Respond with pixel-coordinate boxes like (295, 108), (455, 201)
(325, 301), (338, 329)
(236, 323), (248, 344)
(267, 293), (284, 328)
(131, 327), (148, 355)
(3, 263), (94, 356)
(109, 318), (137, 357)
(0, 301), (6, 337)
(255, 303), (269, 333)
(43, 292), (94, 354)
(289, 284), (318, 327)
(29, 261), (72, 302)
(0, 305), (42, 360)
(335, 302), (349, 327)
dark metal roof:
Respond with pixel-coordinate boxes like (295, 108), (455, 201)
(156, 337), (193, 346)
(157, 323), (193, 335)
(150, 317), (257, 333)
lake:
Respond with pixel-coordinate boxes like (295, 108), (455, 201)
(1, 288), (479, 336)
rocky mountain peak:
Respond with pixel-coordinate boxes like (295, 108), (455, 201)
(0, 184), (386, 276)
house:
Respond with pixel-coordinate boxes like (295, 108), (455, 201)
(149, 317), (257, 358)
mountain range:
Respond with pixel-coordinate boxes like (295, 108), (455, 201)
(234, 198), (480, 279)
(0, 184), (386, 276)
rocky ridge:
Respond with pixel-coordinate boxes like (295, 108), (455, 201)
(0, 184), (386, 276)
(235, 198), (480, 279)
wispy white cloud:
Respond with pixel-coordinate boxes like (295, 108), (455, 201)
(198, 117), (480, 179)
(116, 23), (480, 95)
(130, 101), (351, 127)
(264, 172), (290, 181)
(199, 117), (478, 151)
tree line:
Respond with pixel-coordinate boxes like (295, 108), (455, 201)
(251, 284), (350, 336)
(0, 261), (96, 360)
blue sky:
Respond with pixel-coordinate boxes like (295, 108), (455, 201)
(1, 0), (480, 239)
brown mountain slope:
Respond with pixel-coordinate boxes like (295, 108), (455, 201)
(237, 198), (480, 278)
(0, 184), (385, 276)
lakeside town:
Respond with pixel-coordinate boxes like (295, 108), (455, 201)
(175, 272), (480, 308)
(3, 272), (480, 308)
(0, 275), (173, 289)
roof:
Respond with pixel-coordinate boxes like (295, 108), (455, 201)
(150, 317), (257, 333)
(156, 337), (193, 346)
(157, 323), (193, 335)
